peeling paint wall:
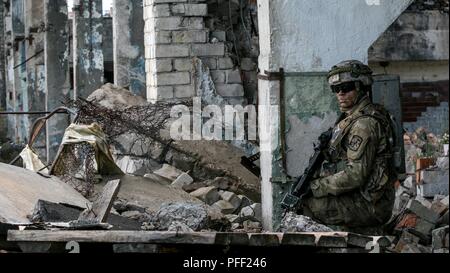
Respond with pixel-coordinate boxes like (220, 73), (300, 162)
(257, 0), (414, 231)
(44, 0), (71, 162)
(73, 0), (104, 99)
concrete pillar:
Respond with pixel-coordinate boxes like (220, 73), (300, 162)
(257, 0), (414, 231)
(73, 0), (104, 99)
(112, 0), (146, 98)
(3, 1), (15, 141)
(24, 0), (47, 157)
(11, 0), (28, 143)
(0, 2), (7, 142)
(44, 0), (71, 163)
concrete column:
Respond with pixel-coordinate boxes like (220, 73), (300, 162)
(112, 0), (146, 98)
(44, 0), (71, 163)
(0, 2), (7, 142)
(73, 0), (104, 99)
(257, 0), (414, 231)
(11, 0), (27, 143)
(3, 1), (15, 141)
(24, 0), (47, 157)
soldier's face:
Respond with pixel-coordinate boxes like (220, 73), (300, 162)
(336, 89), (358, 111)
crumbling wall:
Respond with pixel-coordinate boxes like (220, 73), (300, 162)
(143, 0), (249, 104)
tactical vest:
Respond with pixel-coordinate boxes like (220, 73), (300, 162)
(322, 99), (397, 203)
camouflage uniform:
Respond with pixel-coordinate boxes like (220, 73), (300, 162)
(302, 95), (396, 228)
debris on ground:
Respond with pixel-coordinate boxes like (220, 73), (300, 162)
(388, 132), (449, 253)
(279, 212), (334, 233)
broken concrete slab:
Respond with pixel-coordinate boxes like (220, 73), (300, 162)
(394, 230), (421, 253)
(436, 157), (449, 170)
(94, 175), (202, 213)
(420, 169), (449, 184)
(115, 155), (160, 176)
(432, 226), (449, 250)
(431, 199), (449, 216)
(413, 218), (436, 241)
(171, 173), (194, 189)
(0, 163), (89, 225)
(406, 199), (440, 224)
(239, 203), (262, 223)
(218, 191), (241, 212)
(279, 212), (334, 233)
(237, 195), (252, 209)
(153, 164), (184, 181)
(182, 182), (207, 193)
(27, 200), (141, 231)
(211, 200), (235, 215)
(242, 220), (262, 232)
(78, 180), (121, 223)
(418, 182), (449, 198)
(190, 186), (220, 205)
(87, 83), (148, 110)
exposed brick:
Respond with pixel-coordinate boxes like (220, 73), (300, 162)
(172, 4), (208, 16)
(216, 84), (244, 97)
(172, 30), (207, 43)
(200, 58), (217, 70)
(154, 59), (173, 72)
(226, 69), (242, 84)
(145, 31), (172, 45)
(147, 86), (174, 101)
(191, 43), (225, 56)
(407, 199), (440, 224)
(173, 58), (193, 71)
(157, 72), (191, 86)
(210, 70), (225, 83)
(174, 85), (196, 98)
(218, 57), (234, 69)
(155, 44), (190, 58)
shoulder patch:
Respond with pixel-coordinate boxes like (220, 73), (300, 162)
(348, 135), (363, 151)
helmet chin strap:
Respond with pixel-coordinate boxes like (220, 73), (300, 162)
(340, 81), (367, 113)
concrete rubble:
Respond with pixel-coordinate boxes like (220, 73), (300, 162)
(389, 130), (449, 253)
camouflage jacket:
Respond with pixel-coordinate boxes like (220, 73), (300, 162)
(310, 96), (396, 204)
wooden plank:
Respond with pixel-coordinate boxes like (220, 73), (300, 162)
(8, 231), (217, 245)
(248, 233), (280, 247)
(281, 233), (316, 246)
(78, 180), (121, 223)
(317, 234), (347, 248)
(215, 232), (249, 246)
(347, 233), (373, 248)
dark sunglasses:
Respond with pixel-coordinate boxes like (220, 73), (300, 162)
(331, 82), (356, 94)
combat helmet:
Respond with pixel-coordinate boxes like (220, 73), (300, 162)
(327, 60), (373, 92)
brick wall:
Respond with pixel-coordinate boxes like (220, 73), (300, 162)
(143, 0), (246, 104)
(402, 80), (449, 135)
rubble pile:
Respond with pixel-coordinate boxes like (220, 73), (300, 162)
(280, 212), (334, 233)
(69, 84), (260, 200)
(388, 129), (449, 253)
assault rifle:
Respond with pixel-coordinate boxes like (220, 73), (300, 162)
(281, 128), (333, 211)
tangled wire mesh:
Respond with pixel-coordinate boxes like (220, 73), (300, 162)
(52, 98), (191, 197)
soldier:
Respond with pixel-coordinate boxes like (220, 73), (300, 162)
(302, 60), (397, 230)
